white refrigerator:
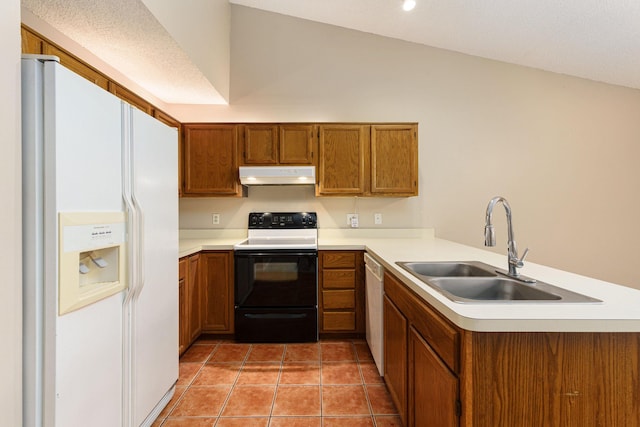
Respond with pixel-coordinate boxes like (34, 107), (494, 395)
(22, 55), (179, 427)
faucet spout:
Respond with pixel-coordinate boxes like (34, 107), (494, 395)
(484, 196), (528, 278)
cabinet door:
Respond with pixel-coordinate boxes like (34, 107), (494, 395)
(178, 258), (189, 355)
(188, 254), (202, 343)
(241, 124), (278, 165)
(370, 124), (418, 196)
(279, 124), (316, 165)
(183, 125), (242, 196)
(384, 295), (408, 425)
(21, 26), (43, 54)
(409, 327), (459, 427)
(201, 251), (234, 333)
(317, 125), (369, 195)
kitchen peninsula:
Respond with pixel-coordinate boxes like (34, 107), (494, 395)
(180, 228), (640, 426)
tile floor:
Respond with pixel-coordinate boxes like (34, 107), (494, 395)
(153, 338), (402, 427)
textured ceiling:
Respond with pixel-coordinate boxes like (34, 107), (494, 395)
(22, 0), (226, 104)
(229, 0), (640, 90)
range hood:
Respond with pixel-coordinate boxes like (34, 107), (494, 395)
(239, 166), (316, 186)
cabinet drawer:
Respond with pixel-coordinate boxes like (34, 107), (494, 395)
(322, 252), (356, 268)
(323, 312), (356, 331)
(323, 270), (356, 289)
(323, 290), (355, 309)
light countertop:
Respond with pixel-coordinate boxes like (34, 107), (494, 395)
(179, 228), (640, 333)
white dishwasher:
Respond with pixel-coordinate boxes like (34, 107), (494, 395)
(364, 252), (384, 375)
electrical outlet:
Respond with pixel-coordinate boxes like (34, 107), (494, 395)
(374, 213), (383, 225)
(347, 213), (359, 228)
(212, 213), (220, 225)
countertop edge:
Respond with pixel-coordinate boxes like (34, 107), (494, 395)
(179, 232), (640, 332)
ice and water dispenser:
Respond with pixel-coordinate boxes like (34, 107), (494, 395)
(58, 212), (127, 315)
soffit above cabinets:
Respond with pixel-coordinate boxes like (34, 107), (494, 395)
(21, 0), (230, 105)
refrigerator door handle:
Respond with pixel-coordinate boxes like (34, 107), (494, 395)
(131, 191), (145, 298)
(121, 102), (135, 427)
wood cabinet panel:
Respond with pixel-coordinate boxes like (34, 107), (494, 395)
(384, 294), (408, 425)
(178, 258), (189, 355)
(242, 124), (278, 164)
(317, 125), (369, 195)
(21, 27), (43, 54)
(187, 254), (202, 343)
(201, 251), (234, 333)
(371, 124), (418, 196)
(409, 326), (458, 427)
(279, 124), (316, 165)
(322, 252), (356, 268)
(467, 332), (640, 426)
(322, 290), (355, 309)
(322, 270), (356, 289)
(322, 312), (356, 331)
(183, 125), (243, 196)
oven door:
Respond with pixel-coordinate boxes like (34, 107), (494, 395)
(234, 250), (318, 308)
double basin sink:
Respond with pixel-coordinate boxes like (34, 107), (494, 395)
(396, 261), (601, 303)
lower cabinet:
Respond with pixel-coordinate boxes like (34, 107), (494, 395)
(383, 270), (461, 426)
(383, 294), (408, 425)
(187, 254), (202, 343)
(383, 269), (640, 426)
(178, 250), (234, 355)
(318, 250), (365, 336)
(178, 253), (204, 355)
(200, 251), (234, 334)
(178, 258), (189, 355)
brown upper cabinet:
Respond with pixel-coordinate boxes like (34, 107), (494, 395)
(239, 124), (317, 166)
(317, 123), (418, 197)
(317, 124), (369, 196)
(370, 124), (418, 196)
(182, 124), (245, 197)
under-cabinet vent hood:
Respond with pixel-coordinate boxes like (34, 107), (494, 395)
(239, 166), (316, 186)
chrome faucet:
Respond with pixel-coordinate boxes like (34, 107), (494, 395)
(484, 196), (532, 280)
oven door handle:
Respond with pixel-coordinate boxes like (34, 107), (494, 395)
(243, 313), (309, 320)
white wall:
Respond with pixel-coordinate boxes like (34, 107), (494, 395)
(178, 6), (640, 290)
(141, 0), (230, 102)
(1, 0), (22, 424)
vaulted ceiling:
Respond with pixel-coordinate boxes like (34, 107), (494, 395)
(230, 0), (640, 91)
(21, 0), (640, 105)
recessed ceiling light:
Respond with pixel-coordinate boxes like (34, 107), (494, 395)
(402, 0), (416, 11)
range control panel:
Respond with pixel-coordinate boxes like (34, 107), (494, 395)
(248, 212), (317, 229)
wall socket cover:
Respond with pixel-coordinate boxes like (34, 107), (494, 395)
(374, 213), (383, 225)
(347, 213), (359, 228)
(212, 213), (220, 225)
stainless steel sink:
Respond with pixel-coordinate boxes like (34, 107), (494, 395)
(397, 261), (496, 278)
(396, 261), (601, 303)
(428, 277), (561, 301)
